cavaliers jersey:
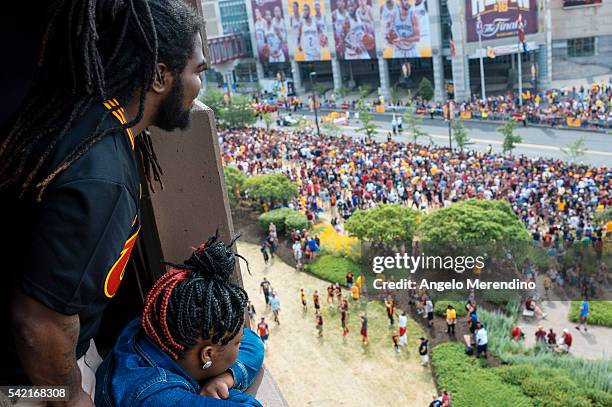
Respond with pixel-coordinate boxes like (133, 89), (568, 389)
(394, 9), (416, 51)
(344, 16), (368, 59)
(380, 3), (399, 32)
(333, 9), (348, 35)
(0, 99), (140, 384)
(301, 19), (321, 59)
(255, 19), (267, 48)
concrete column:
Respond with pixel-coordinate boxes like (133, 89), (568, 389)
(377, 56), (391, 101)
(255, 61), (265, 82)
(447, 0), (470, 102)
(291, 60), (304, 94)
(542, 0), (553, 88)
(331, 57), (343, 91)
(429, 0), (445, 102)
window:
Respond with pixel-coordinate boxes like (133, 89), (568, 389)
(567, 37), (595, 57)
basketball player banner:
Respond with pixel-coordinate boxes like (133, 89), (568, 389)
(465, 0), (538, 43)
(286, 0), (331, 61)
(331, 0), (377, 60)
(250, 0), (289, 64)
(378, 0), (432, 59)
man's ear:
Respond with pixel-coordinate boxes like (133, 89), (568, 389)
(152, 63), (173, 94)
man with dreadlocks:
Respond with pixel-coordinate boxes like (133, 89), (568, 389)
(1, 0), (206, 405)
(95, 235), (264, 406)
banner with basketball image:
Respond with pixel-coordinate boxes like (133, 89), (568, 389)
(251, 0), (289, 64)
(331, 0), (376, 60)
(286, 0), (331, 61)
(378, 0), (432, 59)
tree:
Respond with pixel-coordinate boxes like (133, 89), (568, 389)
(223, 166), (246, 208)
(337, 85), (350, 101)
(498, 119), (522, 154)
(314, 83), (326, 98)
(356, 99), (379, 139)
(345, 205), (419, 242)
(243, 173), (297, 206)
(262, 112), (274, 132)
(322, 120), (341, 138)
(358, 84), (371, 99)
(561, 136), (587, 162)
(452, 119), (473, 151)
(418, 77), (434, 101)
(418, 199), (531, 265)
(403, 108), (431, 144)
(200, 89), (256, 129)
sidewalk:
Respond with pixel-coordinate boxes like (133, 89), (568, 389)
(519, 300), (612, 360)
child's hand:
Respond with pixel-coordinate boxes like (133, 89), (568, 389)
(199, 371), (234, 399)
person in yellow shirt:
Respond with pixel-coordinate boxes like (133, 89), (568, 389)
(446, 304), (457, 335)
(351, 284), (360, 302)
(300, 288), (307, 311)
(355, 274), (364, 294)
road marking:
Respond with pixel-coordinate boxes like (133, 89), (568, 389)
(342, 125), (612, 157)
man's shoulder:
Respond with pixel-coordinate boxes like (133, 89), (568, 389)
(50, 103), (137, 189)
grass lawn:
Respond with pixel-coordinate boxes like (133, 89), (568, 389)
(305, 254), (361, 285)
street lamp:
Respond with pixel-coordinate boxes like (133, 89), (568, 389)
(309, 71), (321, 138)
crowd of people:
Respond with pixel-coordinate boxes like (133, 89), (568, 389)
(220, 127), (610, 247)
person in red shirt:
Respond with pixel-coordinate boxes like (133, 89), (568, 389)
(511, 325), (525, 341)
(557, 328), (572, 353)
(257, 317), (270, 348)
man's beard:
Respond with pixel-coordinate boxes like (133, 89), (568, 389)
(155, 78), (192, 131)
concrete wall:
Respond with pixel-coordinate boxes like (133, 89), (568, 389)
(148, 102), (242, 285)
(550, 2), (612, 40)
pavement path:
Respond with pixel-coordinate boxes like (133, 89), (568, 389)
(519, 299), (612, 359)
(238, 241), (437, 407)
(294, 111), (612, 166)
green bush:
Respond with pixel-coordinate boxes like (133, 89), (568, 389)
(569, 300), (612, 327)
(504, 353), (612, 394)
(258, 208), (294, 235)
(304, 254), (361, 285)
(432, 342), (533, 407)
(284, 212), (308, 236)
(433, 300), (466, 317)
(478, 308), (524, 358)
(497, 364), (612, 407)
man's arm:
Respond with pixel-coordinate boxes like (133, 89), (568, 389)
(11, 288), (93, 407)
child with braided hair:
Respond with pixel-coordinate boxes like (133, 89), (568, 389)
(95, 234), (264, 406)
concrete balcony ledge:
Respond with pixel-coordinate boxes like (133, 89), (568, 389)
(149, 101), (287, 406)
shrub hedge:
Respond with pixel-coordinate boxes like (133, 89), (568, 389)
(431, 342), (533, 407)
(304, 254), (361, 285)
(258, 208), (296, 235)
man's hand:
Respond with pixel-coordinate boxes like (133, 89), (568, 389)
(199, 371), (235, 399)
(11, 288), (92, 407)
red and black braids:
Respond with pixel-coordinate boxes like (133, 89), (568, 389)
(141, 233), (248, 360)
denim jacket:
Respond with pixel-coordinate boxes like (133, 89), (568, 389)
(95, 319), (264, 407)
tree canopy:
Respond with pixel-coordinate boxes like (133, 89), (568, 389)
(345, 204), (419, 242)
(243, 173), (297, 205)
(418, 199), (530, 243)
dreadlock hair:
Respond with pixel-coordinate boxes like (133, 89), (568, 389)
(141, 233), (249, 361)
(0, 0), (202, 201)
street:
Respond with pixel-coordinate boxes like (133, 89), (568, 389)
(296, 111), (612, 166)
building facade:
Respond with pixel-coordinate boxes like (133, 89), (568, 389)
(202, 0), (611, 102)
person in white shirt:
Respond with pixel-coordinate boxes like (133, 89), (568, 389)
(380, 0), (399, 47)
(413, 0), (430, 49)
(265, 10), (285, 63)
(343, 2), (371, 60)
(298, 3), (321, 61)
(398, 311), (408, 346)
(476, 323), (488, 358)
(292, 240), (303, 268)
(254, 8), (267, 56)
(289, 1), (301, 50)
(332, 0), (349, 58)
(390, 0), (420, 58)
